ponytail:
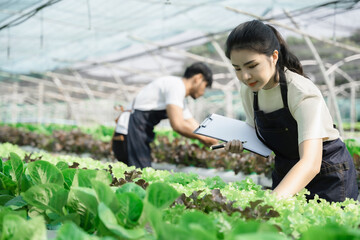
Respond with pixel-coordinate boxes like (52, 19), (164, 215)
(266, 24), (305, 82)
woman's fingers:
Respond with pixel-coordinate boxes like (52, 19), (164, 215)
(225, 139), (244, 153)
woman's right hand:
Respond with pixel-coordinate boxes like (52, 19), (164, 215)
(224, 140), (244, 153)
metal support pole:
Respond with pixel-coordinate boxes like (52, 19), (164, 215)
(211, 41), (241, 92)
(350, 83), (356, 133)
(225, 6), (360, 54)
(38, 82), (44, 123)
(72, 70), (95, 101)
(105, 63), (133, 102)
(11, 82), (18, 123)
(224, 89), (233, 118)
(128, 34), (228, 67)
(284, 11), (344, 136)
(52, 76), (80, 123)
(328, 72), (335, 119)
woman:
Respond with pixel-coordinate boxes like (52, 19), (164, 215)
(224, 20), (358, 202)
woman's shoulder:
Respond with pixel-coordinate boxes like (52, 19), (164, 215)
(285, 70), (321, 96)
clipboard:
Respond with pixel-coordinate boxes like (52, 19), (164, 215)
(194, 113), (272, 157)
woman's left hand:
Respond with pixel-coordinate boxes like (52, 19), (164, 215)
(224, 139), (244, 153)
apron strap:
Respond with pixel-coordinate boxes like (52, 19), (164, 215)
(252, 70), (290, 152)
(252, 70), (288, 110)
(253, 91), (259, 111)
(253, 92), (273, 150)
(279, 70), (289, 108)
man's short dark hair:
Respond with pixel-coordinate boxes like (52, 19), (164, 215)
(183, 62), (213, 88)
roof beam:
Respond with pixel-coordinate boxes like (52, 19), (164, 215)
(284, 10), (344, 135)
(225, 6), (360, 54)
(128, 34), (228, 67)
(45, 72), (140, 92)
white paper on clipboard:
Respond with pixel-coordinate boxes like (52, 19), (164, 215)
(194, 113), (272, 157)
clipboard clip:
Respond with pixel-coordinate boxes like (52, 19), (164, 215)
(200, 116), (213, 128)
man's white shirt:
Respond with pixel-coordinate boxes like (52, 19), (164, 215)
(115, 76), (192, 134)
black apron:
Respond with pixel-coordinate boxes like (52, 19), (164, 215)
(127, 109), (168, 169)
(112, 132), (128, 165)
(253, 78), (358, 202)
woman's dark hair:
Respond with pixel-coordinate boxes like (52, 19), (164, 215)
(183, 62), (213, 87)
(225, 20), (305, 83)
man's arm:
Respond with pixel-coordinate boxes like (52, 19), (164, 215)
(166, 104), (218, 146)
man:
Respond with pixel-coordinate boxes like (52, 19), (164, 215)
(112, 62), (218, 168)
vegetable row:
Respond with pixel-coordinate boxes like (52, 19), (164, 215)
(0, 143), (359, 239)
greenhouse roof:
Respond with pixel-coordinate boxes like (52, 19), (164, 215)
(0, 0), (359, 74)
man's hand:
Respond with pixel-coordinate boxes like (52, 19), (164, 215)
(166, 104), (218, 145)
(200, 136), (218, 146)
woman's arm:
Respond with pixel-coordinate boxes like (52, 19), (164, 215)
(272, 138), (323, 198)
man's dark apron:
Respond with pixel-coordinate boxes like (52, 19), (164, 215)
(253, 78), (358, 202)
(112, 133), (128, 165)
(127, 109), (168, 168)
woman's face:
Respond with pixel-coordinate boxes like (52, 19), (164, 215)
(230, 49), (278, 91)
